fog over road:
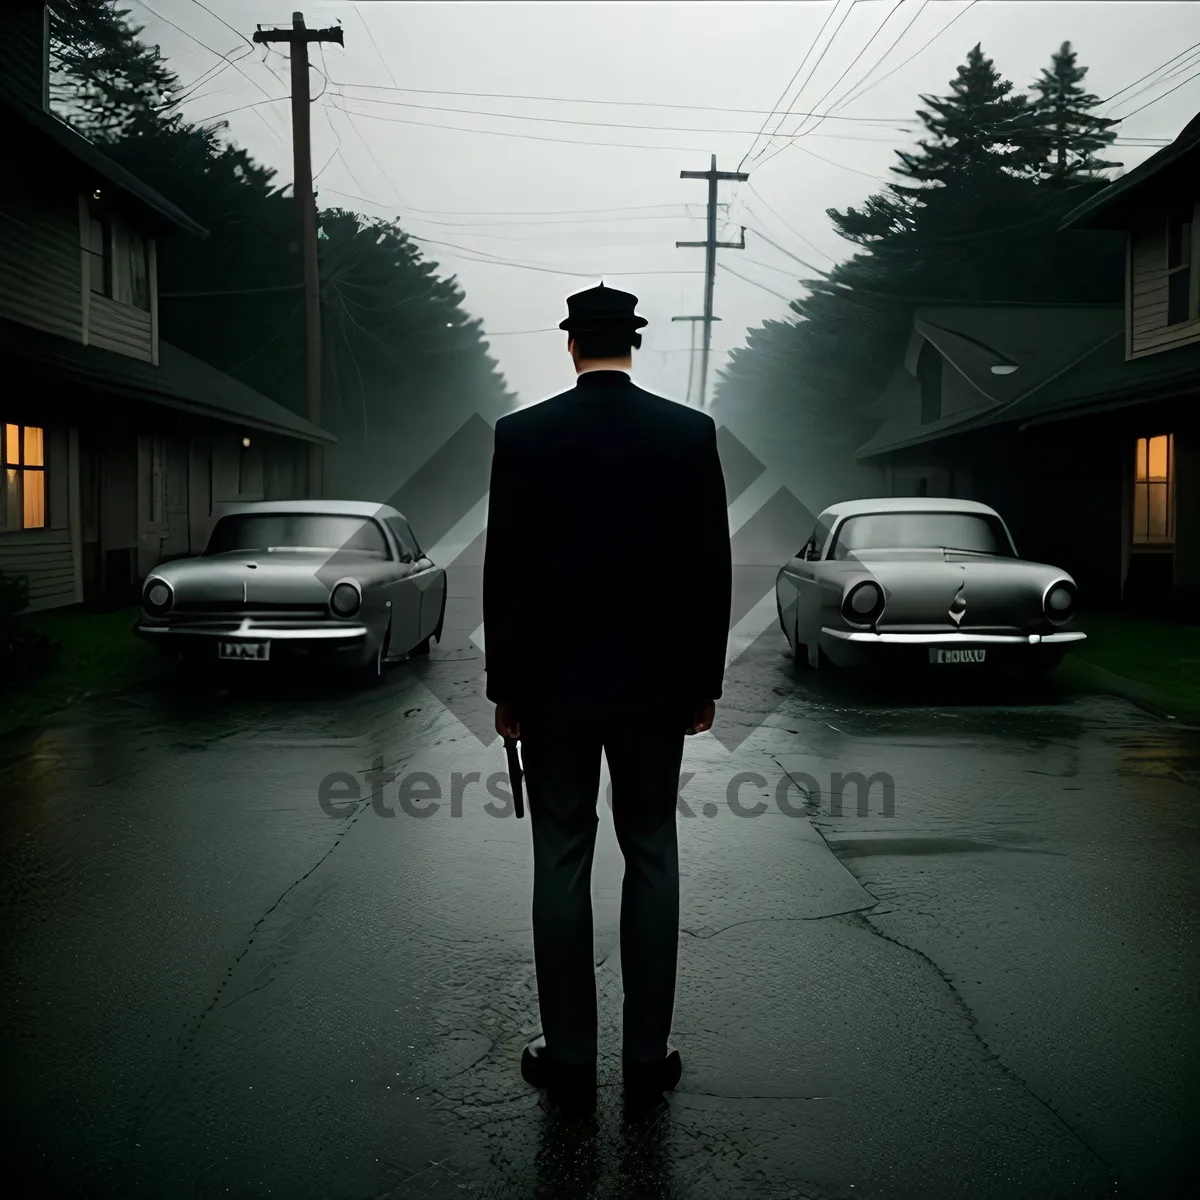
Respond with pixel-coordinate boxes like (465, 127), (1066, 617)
(2, 624), (1198, 1199)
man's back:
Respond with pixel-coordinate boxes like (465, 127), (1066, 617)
(484, 369), (730, 719)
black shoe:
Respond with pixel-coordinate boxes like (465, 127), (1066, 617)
(521, 1037), (596, 1113)
(623, 1049), (683, 1095)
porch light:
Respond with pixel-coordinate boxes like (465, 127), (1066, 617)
(242, 436), (251, 447)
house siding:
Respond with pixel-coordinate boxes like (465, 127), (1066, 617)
(1129, 216), (1200, 358)
(0, 196), (83, 342)
(88, 294), (154, 361)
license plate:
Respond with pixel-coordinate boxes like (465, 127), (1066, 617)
(929, 648), (986, 664)
(219, 641), (270, 661)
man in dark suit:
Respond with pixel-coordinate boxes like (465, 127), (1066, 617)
(482, 283), (732, 1111)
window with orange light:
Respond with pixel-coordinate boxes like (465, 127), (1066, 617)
(1133, 434), (1174, 546)
(2, 424), (47, 532)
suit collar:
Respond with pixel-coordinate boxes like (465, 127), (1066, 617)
(575, 370), (631, 387)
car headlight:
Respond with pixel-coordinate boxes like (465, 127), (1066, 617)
(842, 579), (884, 625)
(330, 581), (362, 617)
(143, 578), (173, 615)
(1044, 580), (1076, 624)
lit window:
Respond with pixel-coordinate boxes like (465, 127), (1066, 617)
(2, 423), (46, 531)
(1133, 434), (1174, 545)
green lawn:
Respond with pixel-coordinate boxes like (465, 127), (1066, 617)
(1065, 611), (1200, 722)
(0, 606), (158, 737)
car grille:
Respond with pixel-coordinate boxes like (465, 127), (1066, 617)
(169, 601), (330, 623)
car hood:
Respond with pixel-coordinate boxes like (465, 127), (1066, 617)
(148, 550), (381, 606)
(839, 550), (1072, 629)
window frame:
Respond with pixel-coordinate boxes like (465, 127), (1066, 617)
(2, 422), (48, 532)
(386, 516), (422, 563)
(86, 201), (151, 312)
(1165, 201), (1199, 326)
(1131, 432), (1175, 549)
(826, 510), (1017, 560)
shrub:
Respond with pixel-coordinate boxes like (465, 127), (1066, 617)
(0, 571), (62, 688)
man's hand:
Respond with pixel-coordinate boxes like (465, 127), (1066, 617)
(686, 700), (715, 736)
(495, 701), (520, 740)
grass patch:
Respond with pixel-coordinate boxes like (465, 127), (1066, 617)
(1065, 611), (1200, 722)
(0, 606), (158, 737)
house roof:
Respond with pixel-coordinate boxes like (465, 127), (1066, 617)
(856, 304), (1200, 459)
(3, 94), (207, 238)
(855, 305), (1123, 459)
(1060, 111), (1200, 231)
(0, 319), (333, 444)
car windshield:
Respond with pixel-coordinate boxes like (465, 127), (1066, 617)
(205, 514), (389, 557)
(829, 512), (1013, 559)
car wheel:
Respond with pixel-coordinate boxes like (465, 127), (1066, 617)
(792, 629), (809, 671)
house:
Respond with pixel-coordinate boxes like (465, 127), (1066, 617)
(854, 113), (1200, 617)
(0, 0), (332, 610)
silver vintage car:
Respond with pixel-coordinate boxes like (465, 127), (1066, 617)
(135, 500), (447, 682)
(776, 498), (1086, 674)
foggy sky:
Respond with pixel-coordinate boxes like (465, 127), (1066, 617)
(131, 1), (1199, 411)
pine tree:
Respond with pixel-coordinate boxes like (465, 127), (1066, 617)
(1028, 42), (1120, 183)
(48, 0), (181, 141)
(892, 44), (1040, 191)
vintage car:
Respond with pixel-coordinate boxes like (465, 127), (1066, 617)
(776, 497), (1086, 673)
(134, 500), (447, 682)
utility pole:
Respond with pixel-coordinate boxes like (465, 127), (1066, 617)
(671, 315), (720, 406)
(678, 155), (747, 408)
(253, 13), (344, 497)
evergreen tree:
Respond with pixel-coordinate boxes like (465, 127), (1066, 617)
(46, 0), (516, 490)
(48, 0), (181, 140)
(713, 43), (1123, 446)
(1028, 42), (1120, 183)
(892, 44), (1041, 191)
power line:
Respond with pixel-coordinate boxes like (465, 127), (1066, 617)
(738, 0), (853, 171)
(328, 79), (917, 124)
(826, 0), (978, 114)
(789, 0), (906, 142)
(1115, 64), (1200, 122)
(755, 0), (862, 165)
(718, 262), (798, 304)
(407, 233), (706, 278)
(1101, 41), (1200, 106)
(743, 180), (838, 261)
(824, 0), (931, 120)
(1105, 48), (1200, 116)
(321, 90), (919, 140)
(742, 225), (830, 276)
(319, 190), (706, 221)
(133, 1), (285, 144)
(329, 98), (716, 153)
(353, 1), (400, 91)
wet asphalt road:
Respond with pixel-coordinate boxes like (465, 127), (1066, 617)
(2, 624), (1199, 1199)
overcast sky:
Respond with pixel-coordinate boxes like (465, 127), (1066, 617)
(130, 0), (1200, 409)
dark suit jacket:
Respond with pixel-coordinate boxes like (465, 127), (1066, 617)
(483, 370), (732, 721)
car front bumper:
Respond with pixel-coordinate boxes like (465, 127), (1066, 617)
(134, 618), (375, 667)
(819, 627), (1085, 668)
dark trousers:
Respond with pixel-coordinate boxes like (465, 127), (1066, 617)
(520, 709), (686, 1067)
